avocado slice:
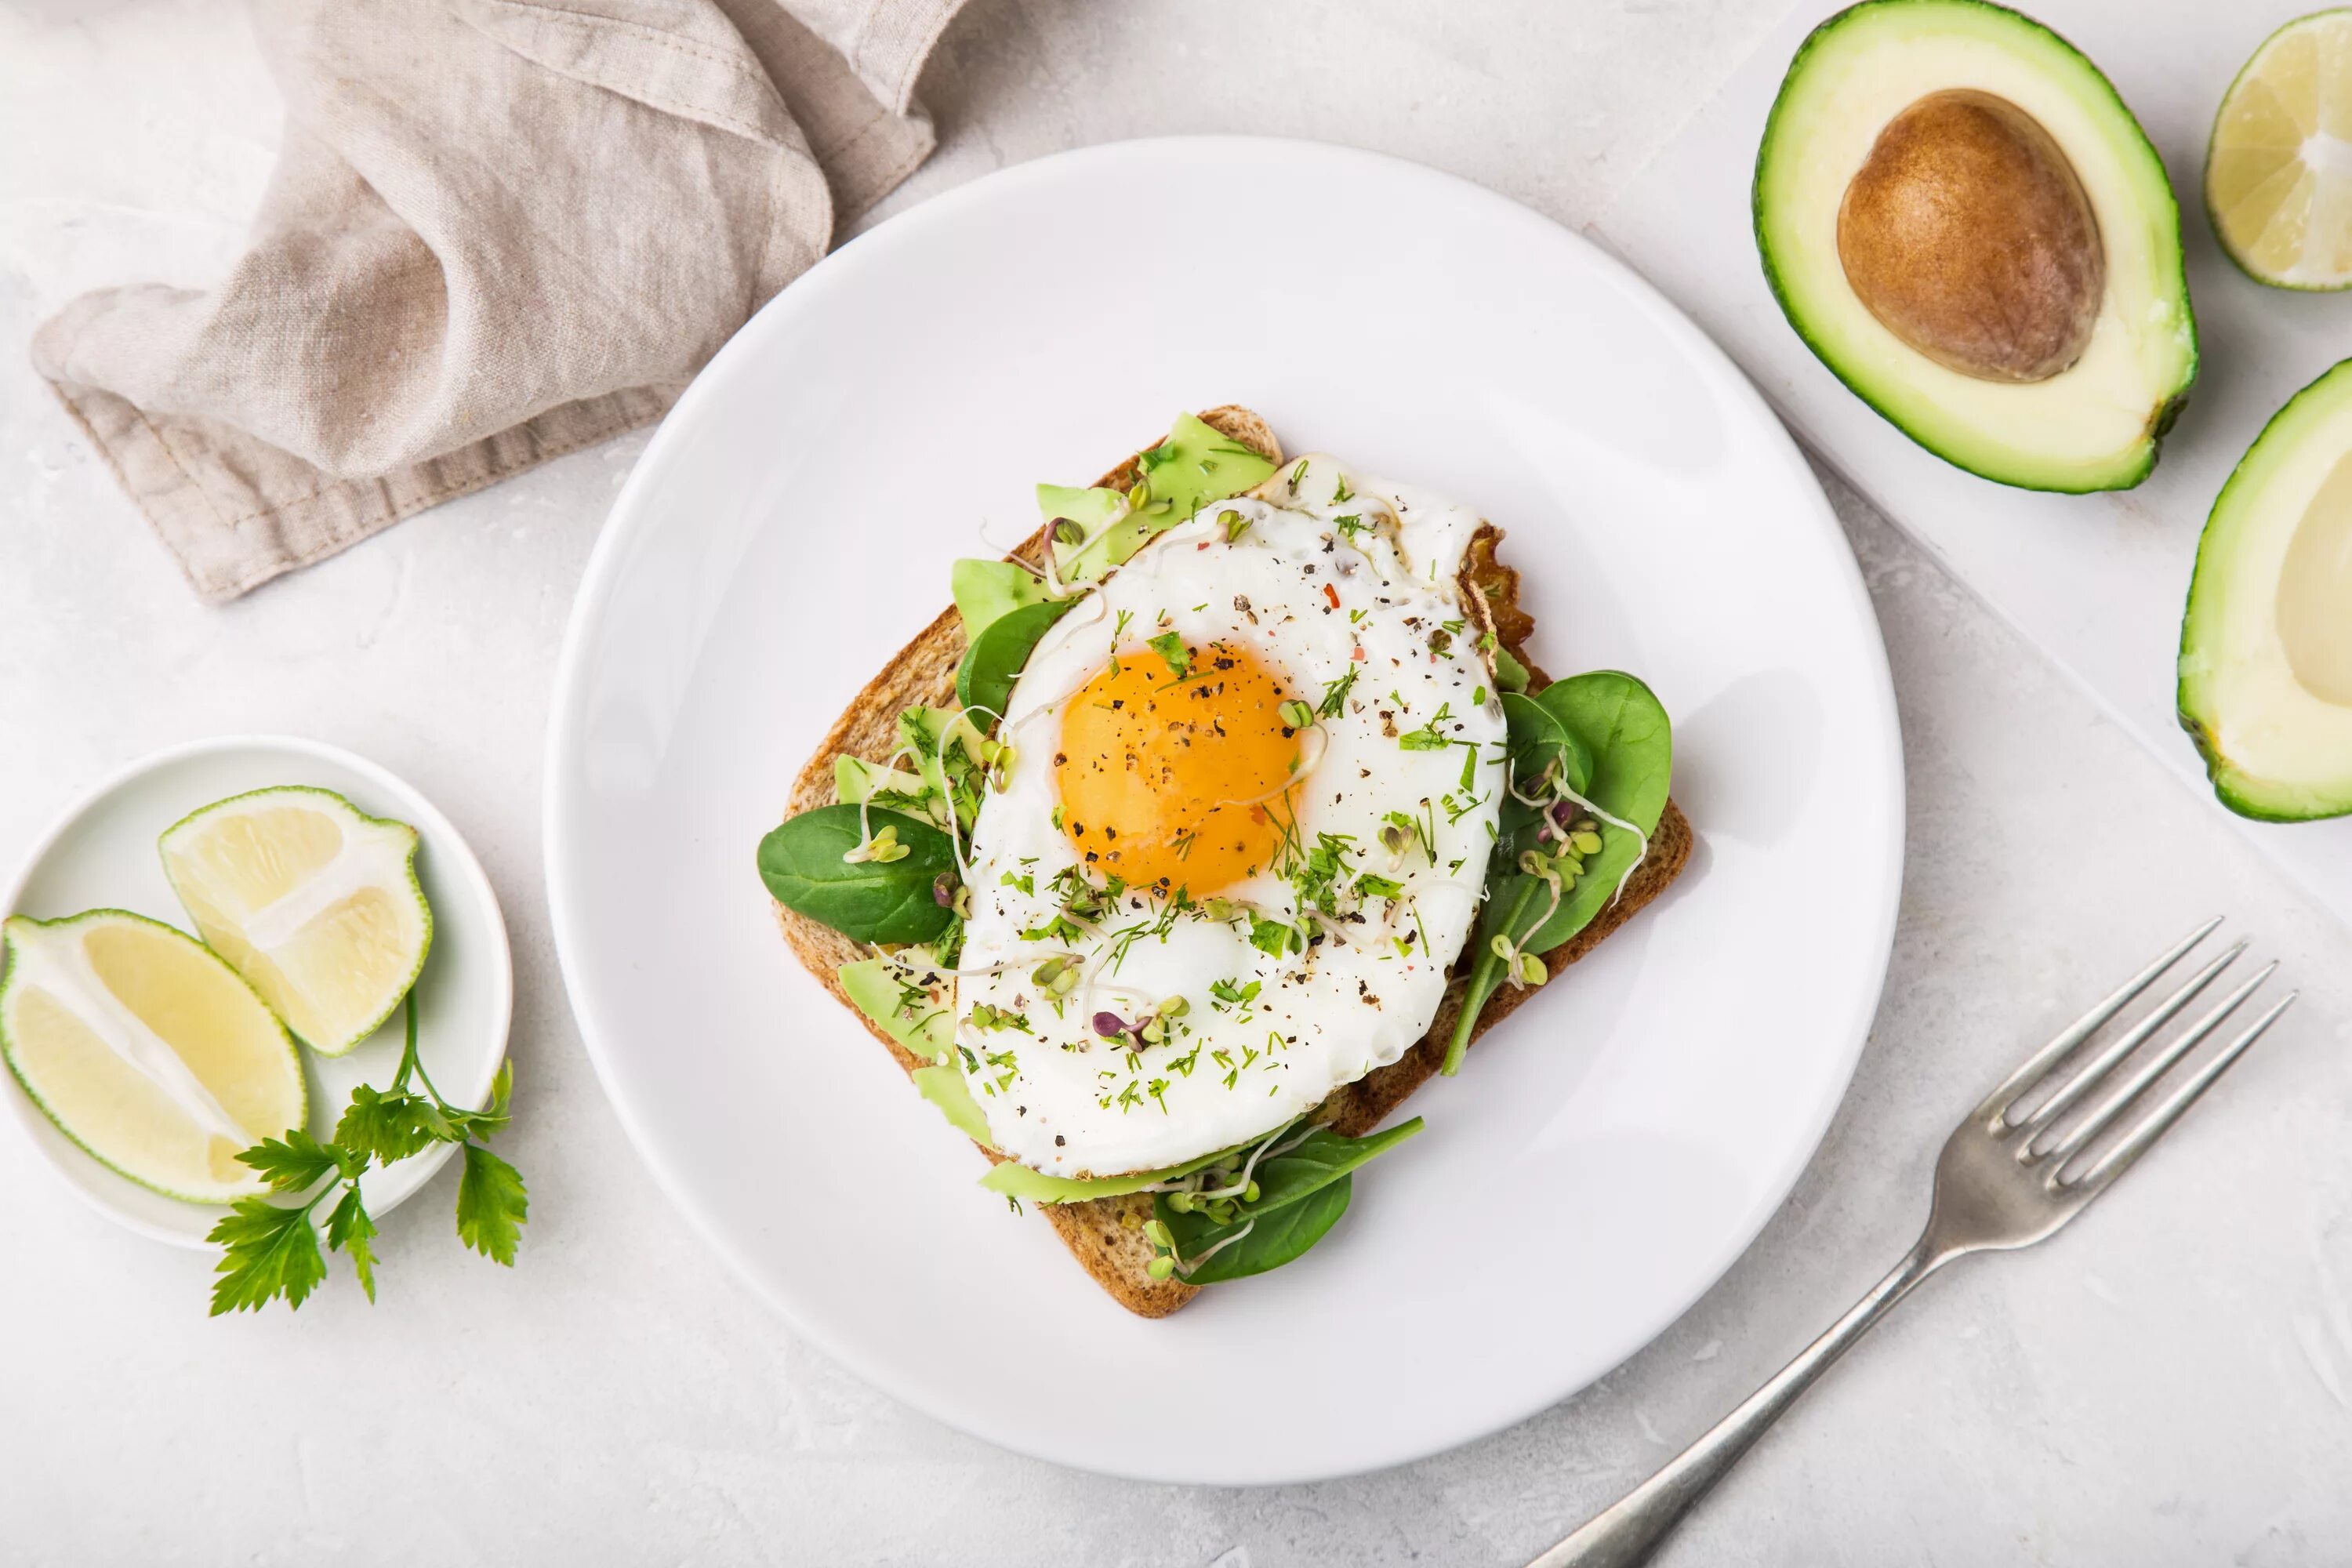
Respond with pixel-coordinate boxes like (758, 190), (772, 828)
(1754, 0), (2197, 492)
(1049, 412), (1277, 583)
(2179, 360), (2352, 822)
(839, 956), (955, 1064)
(950, 558), (1054, 642)
(977, 1136), (1254, 1204)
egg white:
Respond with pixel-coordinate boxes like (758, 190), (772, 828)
(954, 457), (1507, 1176)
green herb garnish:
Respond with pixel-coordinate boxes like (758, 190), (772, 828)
(207, 995), (527, 1314)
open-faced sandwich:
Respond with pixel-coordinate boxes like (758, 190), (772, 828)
(758, 408), (1691, 1316)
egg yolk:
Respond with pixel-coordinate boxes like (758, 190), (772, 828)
(1054, 639), (1301, 895)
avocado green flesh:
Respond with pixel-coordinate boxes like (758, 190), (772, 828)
(913, 1065), (993, 1145)
(978, 1136), (1253, 1203)
(951, 558), (1053, 641)
(2180, 359), (2352, 822)
(1048, 412), (1276, 583)
(839, 957), (953, 1064)
(1754, 0), (2196, 492)
(834, 755), (928, 809)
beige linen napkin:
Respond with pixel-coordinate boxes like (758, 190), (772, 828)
(32, 0), (965, 601)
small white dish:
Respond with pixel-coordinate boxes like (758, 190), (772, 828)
(1, 735), (513, 1248)
(546, 136), (1905, 1485)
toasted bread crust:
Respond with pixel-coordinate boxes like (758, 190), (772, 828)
(771, 408), (1690, 1318)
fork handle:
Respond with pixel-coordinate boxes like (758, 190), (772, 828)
(1525, 1236), (1956, 1568)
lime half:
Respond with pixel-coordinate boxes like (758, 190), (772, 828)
(1, 910), (304, 1203)
(159, 786), (431, 1058)
(2208, 9), (2352, 289)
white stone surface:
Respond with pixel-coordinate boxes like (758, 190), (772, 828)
(2, 2), (2347, 1563)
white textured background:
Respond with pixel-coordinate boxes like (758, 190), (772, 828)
(3, 2), (2348, 1563)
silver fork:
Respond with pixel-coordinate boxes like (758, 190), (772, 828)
(1526, 917), (2296, 1568)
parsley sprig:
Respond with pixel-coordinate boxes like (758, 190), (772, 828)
(206, 993), (528, 1315)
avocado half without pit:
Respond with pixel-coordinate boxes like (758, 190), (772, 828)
(1754, 0), (2198, 492)
(2180, 361), (2352, 823)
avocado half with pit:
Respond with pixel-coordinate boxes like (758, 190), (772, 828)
(2179, 361), (2352, 822)
(1754, 0), (2198, 492)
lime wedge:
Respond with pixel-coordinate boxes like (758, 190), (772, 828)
(1, 910), (304, 1203)
(159, 786), (431, 1058)
(2207, 9), (2352, 289)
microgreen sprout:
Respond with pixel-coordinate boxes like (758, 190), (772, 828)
(843, 824), (909, 864)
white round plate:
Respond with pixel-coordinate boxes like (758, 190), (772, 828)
(546, 136), (1903, 1485)
(2, 735), (513, 1248)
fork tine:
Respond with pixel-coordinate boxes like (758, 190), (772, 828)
(1973, 916), (2223, 1124)
(2034, 961), (2275, 1167)
(2013, 940), (2247, 1145)
(2061, 982), (2294, 1189)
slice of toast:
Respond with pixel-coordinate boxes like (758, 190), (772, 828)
(772, 408), (1693, 1317)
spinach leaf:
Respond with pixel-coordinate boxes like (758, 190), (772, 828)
(1501, 691), (1591, 796)
(757, 804), (956, 945)
(956, 597), (1074, 728)
(1516, 673), (1672, 952)
(1154, 1118), (1422, 1283)
(1533, 672), (1672, 816)
(1443, 670), (1673, 1073)
(1179, 1177), (1353, 1284)
(1240, 1118), (1422, 1214)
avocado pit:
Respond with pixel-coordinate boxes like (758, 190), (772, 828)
(1837, 89), (2105, 383)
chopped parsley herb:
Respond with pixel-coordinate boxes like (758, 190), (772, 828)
(969, 1002), (1029, 1033)
(1248, 913), (1301, 957)
(1210, 977), (1262, 1011)
(1290, 832), (1359, 916)
(1019, 913), (1087, 945)
(1333, 514), (1367, 542)
(1147, 631), (1192, 680)
(1398, 702), (1460, 751)
(982, 1047), (1018, 1094)
(1354, 872), (1404, 901)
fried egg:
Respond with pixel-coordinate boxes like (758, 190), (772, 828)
(956, 456), (1506, 1175)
